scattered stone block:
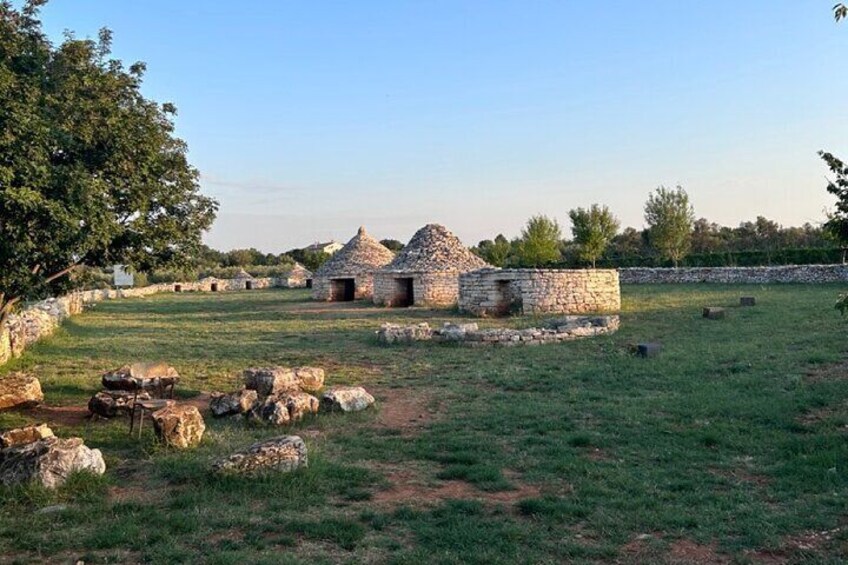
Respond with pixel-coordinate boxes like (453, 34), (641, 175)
(213, 436), (307, 475)
(636, 343), (662, 358)
(151, 405), (205, 449)
(243, 367), (298, 397)
(740, 297), (756, 307)
(322, 386), (375, 412)
(294, 367), (325, 393)
(0, 437), (105, 488)
(88, 390), (151, 418)
(702, 307), (725, 320)
(0, 424), (54, 448)
(0, 373), (43, 410)
(209, 389), (258, 417)
(249, 396), (291, 426)
(285, 392), (320, 422)
(376, 323), (432, 344)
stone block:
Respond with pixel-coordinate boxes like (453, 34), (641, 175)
(151, 405), (205, 449)
(0, 424), (54, 448)
(0, 373), (43, 410)
(213, 436), (307, 475)
(702, 307), (725, 320)
(243, 367), (298, 397)
(0, 436), (105, 488)
(209, 389), (258, 417)
(322, 386), (375, 412)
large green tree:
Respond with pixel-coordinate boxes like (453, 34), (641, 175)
(644, 185), (695, 267)
(0, 1), (218, 324)
(568, 204), (620, 268)
(514, 215), (562, 267)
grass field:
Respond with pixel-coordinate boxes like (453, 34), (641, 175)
(0, 285), (847, 564)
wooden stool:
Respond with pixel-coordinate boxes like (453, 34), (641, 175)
(129, 399), (175, 438)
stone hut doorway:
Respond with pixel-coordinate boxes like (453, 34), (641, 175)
(494, 280), (521, 317)
(331, 278), (356, 301)
(393, 278), (414, 307)
(210, 282), (218, 292)
(306, 279), (313, 289)
(174, 284), (182, 293)
(245, 280), (253, 290)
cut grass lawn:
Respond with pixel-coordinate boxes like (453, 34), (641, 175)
(0, 284), (847, 563)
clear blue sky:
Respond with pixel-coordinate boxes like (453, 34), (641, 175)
(35, 1), (848, 252)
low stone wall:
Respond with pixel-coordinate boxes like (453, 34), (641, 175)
(0, 276), (294, 367)
(458, 269), (620, 317)
(312, 274), (376, 301)
(373, 271), (462, 308)
(377, 316), (620, 346)
(618, 265), (848, 284)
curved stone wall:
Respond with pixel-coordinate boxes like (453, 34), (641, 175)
(458, 268), (621, 317)
(618, 265), (848, 284)
(312, 274), (376, 301)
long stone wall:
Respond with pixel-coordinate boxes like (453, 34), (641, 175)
(372, 272), (461, 307)
(458, 269), (621, 317)
(618, 265), (848, 284)
(0, 276), (299, 367)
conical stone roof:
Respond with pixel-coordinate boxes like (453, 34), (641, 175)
(314, 226), (395, 277)
(381, 224), (490, 273)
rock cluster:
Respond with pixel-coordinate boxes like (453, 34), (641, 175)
(0, 425), (105, 488)
(458, 268), (621, 317)
(213, 435), (307, 475)
(376, 323), (434, 344)
(0, 373), (43, 410)
(377, 316), (620, 346)
(211, 366), (372, 426)
(88, 390), (151, 418)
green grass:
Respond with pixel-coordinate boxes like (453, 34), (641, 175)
(1, 285), (847, 563)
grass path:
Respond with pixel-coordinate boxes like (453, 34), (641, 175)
(0, 285), (847, 563)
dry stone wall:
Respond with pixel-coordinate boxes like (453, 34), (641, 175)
(0, 276), (296, 368)
(459, 269), (620, 317)
(372, 272), (462, 307)
(312, 274), (375, 301)
(619, 265), (848, 284)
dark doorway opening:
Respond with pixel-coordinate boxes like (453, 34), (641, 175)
(331, 278), (356, 301)
(393, 277), (414, 307)
(494, 280), (521, 317)
(245, 280), (253, 290)
(210, 282), (218, 292)
(174, 284), (182, 293)
(306, 279), (313, 289)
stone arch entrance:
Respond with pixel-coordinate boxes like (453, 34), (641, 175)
(331, 278), (356, 301)
(393, 277), (414, 307)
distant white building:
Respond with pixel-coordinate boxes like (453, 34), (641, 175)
(112, 265), (134, 287)
(305, 241), (344, 255)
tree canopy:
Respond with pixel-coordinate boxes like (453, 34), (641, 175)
(568, 204), (619, 268)
(644, 185), (695, 267)
(513, 215), (562, 267)
(0, 1), (218, 322)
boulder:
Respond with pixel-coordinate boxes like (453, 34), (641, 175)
(294, 367), (325, 393)
(88, 390), (151, 418)
(322, 386), (375, 412)
(151, 405), (205, 449)
(285, 392), (320, 422)
(249, 396), (291, 426)
(209, 389), (258, 417)
(213, 436), (307, 475)
(0, 437), (105, 488)
(243, 367), (298, 397)
(0, 424), (54, 448)
(0, 373), (44, 410)
(101, 362), (180, 393)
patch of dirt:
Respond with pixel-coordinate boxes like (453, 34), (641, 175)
(369, 463), (541, 508)
(183, 391), (212, 411)
(19, 403), (90, 428)
(797, 402), (848, 431)
(743, 527), (843, 564)
(804, 357), (848, 383)
(371, 387), (439, 436)
(708, 467), (770, 487)
(666, 539), (728, 564)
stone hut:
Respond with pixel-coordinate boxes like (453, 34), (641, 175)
(372, 224), (490, 307)
(312, 227), (395, 301)
(234, 268), (255, 290)
(277, 262), (312, 288)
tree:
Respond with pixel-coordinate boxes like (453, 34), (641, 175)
(568, 205), (619, 268)
(514, 215), (562, 267)
(0, 2), (218, 324)
(644, 185), (695, 267)
(475, 234), (513, 267)
(379, 239), (404, 252)
(836, 3), (847, 22)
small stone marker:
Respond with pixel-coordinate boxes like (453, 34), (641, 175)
(740, 297), (756, 307)
(703, 307), (725, 320)
(151, 405), (205, 449)
(213, 435), (308, 475)
(636, 343), (662, 358)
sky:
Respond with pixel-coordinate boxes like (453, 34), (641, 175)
(33, 1), (848, 253)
